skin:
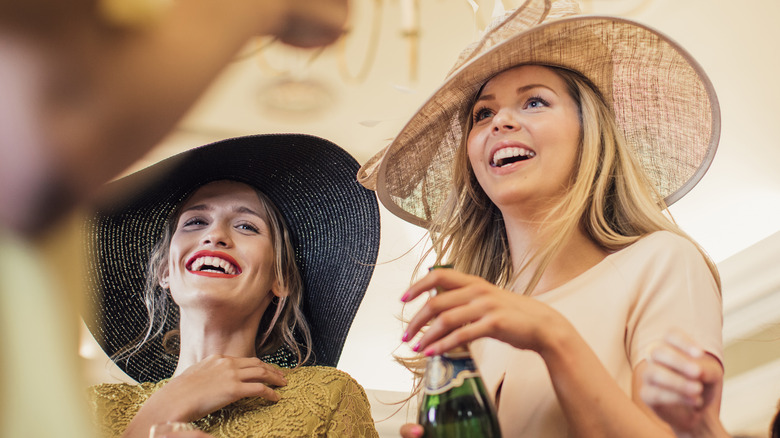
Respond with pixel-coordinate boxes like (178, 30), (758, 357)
(0, 0), (348, 237)
(641, 330), (730, 438)
(467, 64), (581, 223)
(398, 65), (723, 437)
(121, 181), (289, 438)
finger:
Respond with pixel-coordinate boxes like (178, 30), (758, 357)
(697, 353), (724, 385)
(234, 381), (282, 402)
(416, 297), (487, 350)
(233, 357), (284, 375)
(650, 343), (702, 379)
(421, 321), (489, 357)
(399, 423), (424, 438)
(643, 361), (702, 401)
(237, 366), (288, 387)
(401, 268), (471, 302)
(665, 329), (704, 358)
(405, 286), (475, 342)
(241, 358), (287, 381)
(640, 381), (691, 407)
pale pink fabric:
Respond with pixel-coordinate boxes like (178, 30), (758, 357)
(473, 231), (723, 437)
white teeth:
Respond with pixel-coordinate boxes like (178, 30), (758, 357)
(190, 256), (237, 275)
(491, 147), (536, 166)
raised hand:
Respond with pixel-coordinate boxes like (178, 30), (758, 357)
(640, 330), (729, 437)
(401, 267), (569, 357)
(122, 355), (287, 438)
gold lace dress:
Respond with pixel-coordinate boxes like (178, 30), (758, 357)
(88, 365), (379, 437)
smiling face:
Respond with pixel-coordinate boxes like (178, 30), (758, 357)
(466, 65), (582, 217)
(163, 180), (280, 317)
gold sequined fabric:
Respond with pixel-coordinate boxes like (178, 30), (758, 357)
(88, 366), (379, 437)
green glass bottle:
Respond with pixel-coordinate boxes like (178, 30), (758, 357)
(418, 265), (502, 437)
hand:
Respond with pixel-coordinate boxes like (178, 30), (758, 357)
(401, 268), (569, 357)
(640, 329), (727, 436)
(144, 355), (287, 423)
(278, 0), (348, 48)
(400, 423), (424, 438)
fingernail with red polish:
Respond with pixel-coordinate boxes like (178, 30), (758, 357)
(412, 342), (421, 352)
(402, 331), (409, 342)
(423, 347), (435, 357)
(400, 291), (410, 302)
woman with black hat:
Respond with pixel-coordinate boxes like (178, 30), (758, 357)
(84, 134), (380, 437)
(359, 0), (723, 436)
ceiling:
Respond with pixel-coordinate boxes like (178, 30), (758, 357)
(82, 0), (780, 436)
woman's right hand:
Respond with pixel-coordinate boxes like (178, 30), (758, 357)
(122, 355), (287, 438)
(153, 355), (288, 421)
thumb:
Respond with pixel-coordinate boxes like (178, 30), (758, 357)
(697, 355), (723, 385)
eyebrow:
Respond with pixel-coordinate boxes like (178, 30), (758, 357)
(182, 204), (264, 219)
(475, 83), (558, 103)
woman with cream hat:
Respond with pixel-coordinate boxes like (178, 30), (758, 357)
(359, 0), (723, 435)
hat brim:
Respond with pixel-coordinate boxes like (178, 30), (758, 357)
(375, 15), (720, 227)
(83, 134), (380, 382)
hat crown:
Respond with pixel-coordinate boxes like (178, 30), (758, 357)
(361, 0), (719, 227)
(448, 0), (581, 77)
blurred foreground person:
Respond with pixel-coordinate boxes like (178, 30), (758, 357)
(0, 2), (347, 437)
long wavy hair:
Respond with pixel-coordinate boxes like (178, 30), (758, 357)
(399, 64), (721, 385)
(113, 182), (312, 368)
(426, 64), (720, 293)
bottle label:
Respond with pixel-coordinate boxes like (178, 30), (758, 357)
(423, 353), (480, 396)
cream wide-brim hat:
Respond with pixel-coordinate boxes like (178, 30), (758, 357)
(359, 0), (720, 227)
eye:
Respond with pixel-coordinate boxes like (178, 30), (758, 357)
(182, 217), (207, 228)
(472, 106), (495, 123)
(236, 222), (259, 233)
(524, 96), (550, 110)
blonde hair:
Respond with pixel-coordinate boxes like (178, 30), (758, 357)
(398, 64), (722, 391)
(427, 65), (720, 293)
(113, 182), (312, 369)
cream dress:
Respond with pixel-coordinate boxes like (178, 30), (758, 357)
(473, 231), (723, 437)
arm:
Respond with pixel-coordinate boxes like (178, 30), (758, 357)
(402, 269), (687, 438)
(0, 0), (346, 237)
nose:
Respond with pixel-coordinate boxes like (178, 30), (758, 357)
(492, 108), (519, 133)
(201, 223), (232, 247)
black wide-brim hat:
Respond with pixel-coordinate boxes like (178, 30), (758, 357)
(83, 134), (380, 382)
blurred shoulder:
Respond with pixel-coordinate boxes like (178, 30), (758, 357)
(616, 231), (704, 262)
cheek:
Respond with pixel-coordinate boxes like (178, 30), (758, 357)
(466, 131), (483, 166)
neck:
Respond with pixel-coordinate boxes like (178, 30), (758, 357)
(172, 309), (263, 376)
(503, 214), (608, 295)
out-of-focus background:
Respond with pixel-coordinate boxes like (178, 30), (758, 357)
(79, 0), (780, 436)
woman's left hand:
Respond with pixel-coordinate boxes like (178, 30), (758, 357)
(401, 268), (567, 356)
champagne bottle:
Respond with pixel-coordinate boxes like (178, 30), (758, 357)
(418, 265), (501, 438)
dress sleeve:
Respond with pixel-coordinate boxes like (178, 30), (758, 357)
(625, 232), (723, 368)
(326, 373), (379, 438)
(87, 383), (153, 438)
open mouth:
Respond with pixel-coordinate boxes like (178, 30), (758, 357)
(186, 252), (241, 276)
(491, 146), (536, 167)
